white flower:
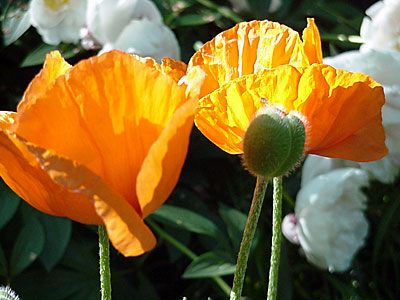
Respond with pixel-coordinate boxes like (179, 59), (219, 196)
(300, 155), (356, 186)
(360, 0), (400, 51)
(317, 49), (400, 183)
(29, 0), (87, 45)
(283, 168), (370, 272)
(86, 0), (180, 62)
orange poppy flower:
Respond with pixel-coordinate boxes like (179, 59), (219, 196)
(0, 50), (196, 256)
(186, 19), (387, 162)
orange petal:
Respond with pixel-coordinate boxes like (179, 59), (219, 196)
(160, 57), (188, 83)
(137, 55), (187, 83)
(187, 20), (313, 100)
(16, 51), (71, 115)
(194, 65), (302, 153)
(302, 18), (323, 65)
(0, 111), (16, 130)
(0, 131), (101, 224)
(295, 64), (386, 161)
(137, 97), (197, 217)
(310, 115), (387, 161)
(13, 50), (188, 215)
(25, 142), (156, 257)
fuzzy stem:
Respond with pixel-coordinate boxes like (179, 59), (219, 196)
(266, 177), (283, 300)
(230, 176), (269, 300)
(98, 225), (112, 300)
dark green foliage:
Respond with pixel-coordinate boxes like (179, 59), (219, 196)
(0, 0), (398, 299)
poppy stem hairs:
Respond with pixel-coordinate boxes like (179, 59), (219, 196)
(98, 226), (112, 300)
(267, 177), (283, 300)
(230, 176), (269, 300)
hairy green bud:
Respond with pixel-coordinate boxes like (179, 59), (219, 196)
(243, 109), (305, 177)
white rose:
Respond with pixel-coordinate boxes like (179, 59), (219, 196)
(86, 0), (180, 61)
(283, 168), (370, 272)
(360, 0), (400, 51)
(30, 0), (87, 45)
(316, 49), (400, 183)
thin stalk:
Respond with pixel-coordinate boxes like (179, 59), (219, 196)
(98, 225), (112, 300)
(146, 218), (231, 297)
(230, 176), (269, 300)
(282, 189), (295, 208)
(266, 177), (283, 300)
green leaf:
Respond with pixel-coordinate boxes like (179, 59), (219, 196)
(277, 243), (292, 300)
(173, 12), (220, 27)
(218, 204), (247, 253)
(151, 205), (224, 240)
(13, 269), (99, 300)
(2, 6), (31, 46)
(246, 0), (272, 19)
(0, 180), (20, 230)
(60, 239), (98, 273)
(135, 273), (160, 300)
(0, 243), (7, 277)
(39, 215), (72, 271)
(10, 216), (45, 277)
(20, 43), (78, 67)
(373, 193), (400, 267)
(20, 44), (59, 67)
(182, 252), (236, 278)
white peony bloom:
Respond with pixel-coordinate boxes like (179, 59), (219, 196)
(301, 155), (357, 186)
(360, 0), (400, 51)
(315, 49), (400, 183)
(283, 168), (370, 272)
(29, 0), (87, 45)
(86, 0), (180, 61)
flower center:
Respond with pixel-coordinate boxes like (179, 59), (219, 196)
(44, 0), (69, 10)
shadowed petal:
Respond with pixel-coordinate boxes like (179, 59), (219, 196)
(310, 116), (387, 161)
(137, 97), (197, 217)
(138, 56), (187, 83)
(25, 142), (156, 257)
(0, 131), (101, 224)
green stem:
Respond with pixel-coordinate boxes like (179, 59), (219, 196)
(266, 177), (283, 300)
(282, 189), (295, 208)
(146, 218), (231, 297)
(98, 226), (112, 300)
(230, 176), (269, 300)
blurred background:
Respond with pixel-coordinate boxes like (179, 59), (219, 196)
(0, 0), (399, 299)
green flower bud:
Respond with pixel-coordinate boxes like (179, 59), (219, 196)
(243, 109), (305, 178)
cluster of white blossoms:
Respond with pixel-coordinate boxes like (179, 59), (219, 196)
(28, 0), (180, 61)
(283, 0), (400, 272)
